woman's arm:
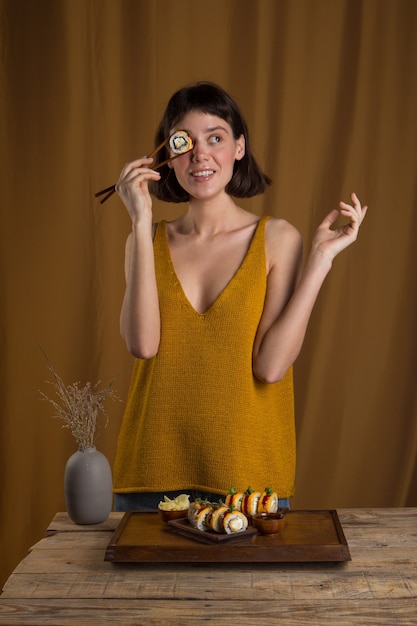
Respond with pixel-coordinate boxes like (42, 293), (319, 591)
(253, 193), (367, 383)
(117, 158), (162, 359)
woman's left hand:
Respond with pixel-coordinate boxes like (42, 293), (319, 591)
(311, 192), (368, 262)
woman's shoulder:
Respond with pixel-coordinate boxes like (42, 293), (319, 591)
(264, 216), (303, 271)
(264, 215), (302, 243)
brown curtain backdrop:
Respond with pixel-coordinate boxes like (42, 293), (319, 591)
(1, 0), (416, 585)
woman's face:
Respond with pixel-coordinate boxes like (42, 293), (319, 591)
(169, 110), (245, 202)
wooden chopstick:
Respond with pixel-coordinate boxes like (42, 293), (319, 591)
(94, 186), (117, 203)
(147, 137), (169, 160)
(94, 136), (170, 204)
(152, 151), (185, 170)
(95, 134), (191, 204)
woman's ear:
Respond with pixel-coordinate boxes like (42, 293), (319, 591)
(235, 135), (245, 161)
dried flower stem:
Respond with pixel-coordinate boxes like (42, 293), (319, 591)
(39, 346), (120, 449)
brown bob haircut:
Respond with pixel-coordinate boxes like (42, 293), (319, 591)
(149, 82), (271, 203)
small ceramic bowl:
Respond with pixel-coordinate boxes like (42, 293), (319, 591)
(251, 512), (287, 534)
(158, 508), (189, 524)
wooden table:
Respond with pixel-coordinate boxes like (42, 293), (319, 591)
(1, 508), (416, 624)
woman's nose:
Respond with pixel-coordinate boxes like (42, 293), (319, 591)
(191, 140), (208, 162)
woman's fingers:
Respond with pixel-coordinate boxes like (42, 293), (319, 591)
(116, 157), (161, 197)
(339, 193), (368, 222)
(118, 156), (154, 181)
(312, 193), (368, 261)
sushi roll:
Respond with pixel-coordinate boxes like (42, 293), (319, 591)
(208, 503), (229, 533)
(188, 499), (205, 527)
(169, 130), (193, 154)
(257, 487), (279, 514)
(225, 486), (244, 511)
(222, 510), (248, 534)
(241, 486), (262, 516)
(194, 503), (213, 531)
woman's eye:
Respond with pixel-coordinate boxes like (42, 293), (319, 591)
(208, 135), (221, 144)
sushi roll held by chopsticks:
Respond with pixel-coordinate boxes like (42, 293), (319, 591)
(169, 130), (193, 155)
(94, 130), (193, 203)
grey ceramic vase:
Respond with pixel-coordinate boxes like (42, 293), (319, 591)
(64, 446), (113, 524)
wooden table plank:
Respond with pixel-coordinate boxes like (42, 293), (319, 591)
(7, 544), (417, 593)
(4, 559), (417, 601)
(1, 598), (417, 625)
(46, 512), (122, 535)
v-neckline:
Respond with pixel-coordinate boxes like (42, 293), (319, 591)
(160, 217), (266, 316)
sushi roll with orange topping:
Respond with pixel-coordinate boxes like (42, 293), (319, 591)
(222, 510), (248, 534)
(208, 502), (229, 533)
(241, 486), (262, 516)
(257, 487), (279, 514)
(188, 499), (205, 526)
(194, 503), (213, 531)
(225, 486), (244, 511)
(169, 130), (193, 155)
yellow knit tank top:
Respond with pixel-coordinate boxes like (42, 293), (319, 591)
(113, 216), (296, 498)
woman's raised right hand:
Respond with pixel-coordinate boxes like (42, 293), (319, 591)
(115, 157), (161, 223)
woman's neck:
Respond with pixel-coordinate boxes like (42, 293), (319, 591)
(177, 196), (246, 236)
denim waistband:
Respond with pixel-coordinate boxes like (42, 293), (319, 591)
(114, 490), (290, 512)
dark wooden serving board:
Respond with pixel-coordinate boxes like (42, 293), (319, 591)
(104, 510), (351, 563)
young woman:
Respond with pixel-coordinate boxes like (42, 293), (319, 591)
(112, 82), (367, 511)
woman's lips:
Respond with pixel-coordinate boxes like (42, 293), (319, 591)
(190, 169), (215, 179)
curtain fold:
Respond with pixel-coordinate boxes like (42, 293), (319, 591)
(1, 0), (416, 586)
